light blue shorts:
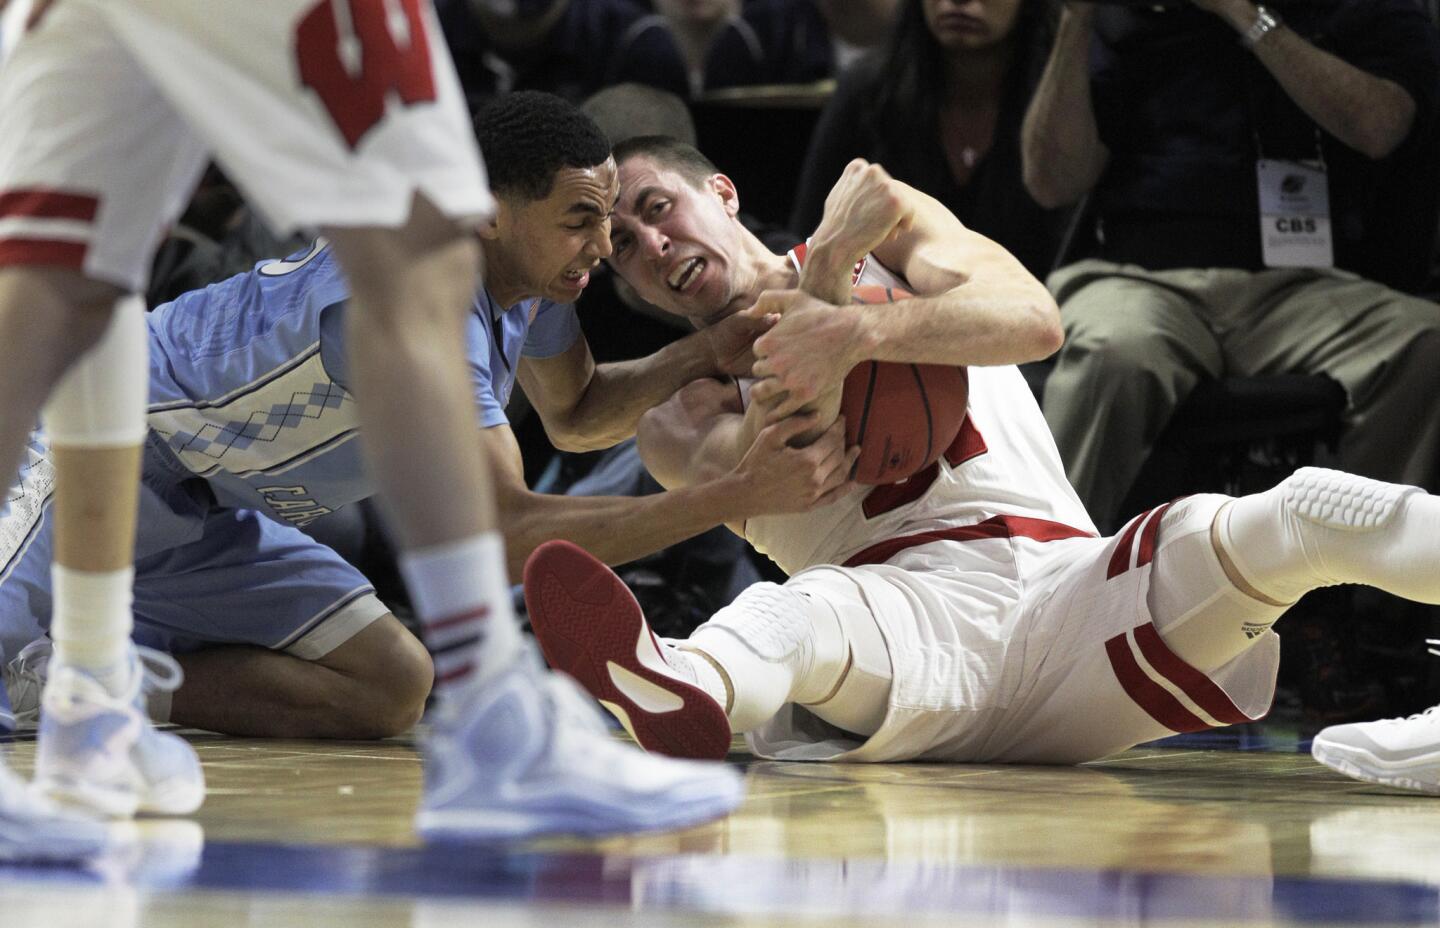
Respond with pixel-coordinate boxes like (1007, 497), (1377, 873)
(0, 437), (387, 728)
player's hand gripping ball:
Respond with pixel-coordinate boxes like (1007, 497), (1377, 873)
(842, 285), (968, 485)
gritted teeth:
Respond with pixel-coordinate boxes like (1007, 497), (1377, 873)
(668, 257), (703, 291)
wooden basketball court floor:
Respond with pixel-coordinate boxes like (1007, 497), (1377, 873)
(3, 724), (1439, 928)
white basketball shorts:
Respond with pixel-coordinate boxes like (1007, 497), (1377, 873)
(0, 0), (491, 291)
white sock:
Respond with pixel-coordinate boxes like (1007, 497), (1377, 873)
(401, 532), (520, 698)
(1219, 468), (1440, 605)
(50, 564), (133, 696)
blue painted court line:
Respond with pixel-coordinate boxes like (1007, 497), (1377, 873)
(5, 843), (1437, 924)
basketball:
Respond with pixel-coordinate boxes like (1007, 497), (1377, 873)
(842, 285), (968, 485)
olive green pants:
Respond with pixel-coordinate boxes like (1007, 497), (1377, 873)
(1041, 260), (1440, 530)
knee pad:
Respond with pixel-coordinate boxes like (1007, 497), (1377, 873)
(1279, 467), (1417, 532)
(804, 599), (891, 739)
(696, 582), (823, 664)
(42, 295), (148, 448)
(688, 582), (848, 733)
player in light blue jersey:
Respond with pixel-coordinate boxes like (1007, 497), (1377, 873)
(1, 93), (854, 756)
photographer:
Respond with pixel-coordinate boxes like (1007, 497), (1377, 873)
(1021, 0), (1440, 532)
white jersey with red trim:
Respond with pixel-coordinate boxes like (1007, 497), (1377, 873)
(742, 248), (1096, 576)
(728, 248), (1279, 765)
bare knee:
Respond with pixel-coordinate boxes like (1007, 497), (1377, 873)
(319, 615), (434, 738)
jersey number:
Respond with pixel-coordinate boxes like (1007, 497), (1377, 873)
(296, 0), (438, 149)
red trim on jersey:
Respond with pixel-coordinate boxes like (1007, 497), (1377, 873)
(861, 462), (940, 519)
(0, 189), (99, 222)
(943, 411), (986, 467)
(842, 514), (1094, 567)
(424, 604), (490, 634)
(1135, 502), (1171, 568)
(1105, 632), (1209, 733)
(0, 238), (87, 269)
(1132, 623), (1258, 725)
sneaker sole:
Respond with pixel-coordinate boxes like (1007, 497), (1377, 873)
(0, 817), (111, 863)
(1311, 739), (1440, 795)
(524, 540), (732, 761)
(38, 776), (141, 820)
(415, 776), (743, 841)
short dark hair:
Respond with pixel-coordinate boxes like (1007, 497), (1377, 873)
(612, 135), (720, 190)
(474, 91), (611, 202)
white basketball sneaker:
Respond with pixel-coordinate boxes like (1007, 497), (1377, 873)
(1313, 710), (1440, 794)
(415, 649), (744, 842)
(0, 756), (112, 863)
(34, 645), (204, 818)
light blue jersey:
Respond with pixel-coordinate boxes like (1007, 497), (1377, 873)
(144, 240), (581, 528)
(0, 242), (582, 723)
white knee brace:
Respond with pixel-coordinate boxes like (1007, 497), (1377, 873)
(1279, 466), (1415, 532)
(688, 582), (848, 733)
(688, 581), (892, 737)
(1221, 466), (1438, 605)
(42, 295), (148, 448)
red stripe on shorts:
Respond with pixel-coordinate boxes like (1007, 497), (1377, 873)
(1105, 632), (1209, 733)
(842, 514), (1094, 567)
(1132, 622), (1257, 725)
(0, 189), (99, 222)
(1135, 502), (1172, 568)
(1106, 510), (1149, 579)
(0, 238), (87, 269)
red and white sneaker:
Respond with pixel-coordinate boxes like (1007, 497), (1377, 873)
(523, 540), (732, 761)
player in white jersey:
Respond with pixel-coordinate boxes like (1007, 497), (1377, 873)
(0, 2), (737, 856)
(524, 137), (1440, 766)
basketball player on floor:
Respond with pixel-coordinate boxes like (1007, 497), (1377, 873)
(0, 2), (738, 861)
(0, 92), (853, 743)
(525, 137), (1440, 767)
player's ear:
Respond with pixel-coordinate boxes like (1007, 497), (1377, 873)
(477, 202), (506, 241)
(709, 173), (740, 218)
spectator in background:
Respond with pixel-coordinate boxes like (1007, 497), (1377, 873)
(1022, 0), (1440, 533)
(434, 0), (689, 106)
(790, 0), (1064, 279)
(434, 0), (899, 108)
(649, 0), (831, 95)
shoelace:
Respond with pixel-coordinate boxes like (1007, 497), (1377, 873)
(136, 645), (184, 695)
(3, 640), (183, 727)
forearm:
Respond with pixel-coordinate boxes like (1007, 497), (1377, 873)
(1214, 2), (1416, 159)
(551, 334), (719, 450)
(1021, 6), (1108, 208)
(852, 286), (1060, 367)
(496, 476), (754, 575)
